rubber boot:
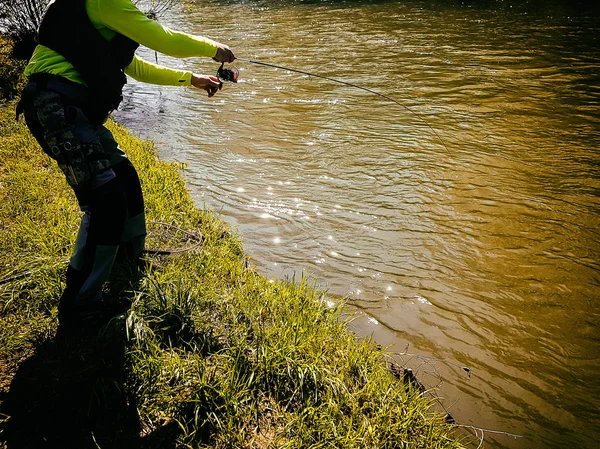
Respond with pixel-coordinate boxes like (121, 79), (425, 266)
(57, 264), (107, 337)
(57, 265), (88, 324)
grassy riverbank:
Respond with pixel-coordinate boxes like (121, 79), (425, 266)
(0, 93), (463, 447)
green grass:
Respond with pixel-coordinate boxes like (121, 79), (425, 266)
(0, 102), (463, 448)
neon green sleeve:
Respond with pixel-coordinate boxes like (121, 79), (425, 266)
(90, 0), (219, 59)
(124, 55), (193, 86)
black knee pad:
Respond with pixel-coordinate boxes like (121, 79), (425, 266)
(112, 159), (144, 218)
(87, 177), (128, 246)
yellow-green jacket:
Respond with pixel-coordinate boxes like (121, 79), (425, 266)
(25, 0), (219, 87)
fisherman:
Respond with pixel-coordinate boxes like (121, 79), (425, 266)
(17, 0), (235, 329)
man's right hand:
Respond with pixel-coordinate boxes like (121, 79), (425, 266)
(213, 43), (236, 63)
(191, 74), (221, 97)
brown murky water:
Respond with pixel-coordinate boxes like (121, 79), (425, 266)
(115, 1), (600, 447)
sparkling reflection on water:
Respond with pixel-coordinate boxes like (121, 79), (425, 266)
(115, 1), (600, 447)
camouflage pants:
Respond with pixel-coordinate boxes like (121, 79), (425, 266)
(20, 76), (146, 306)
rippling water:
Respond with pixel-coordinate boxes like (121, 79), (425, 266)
(115, 1), (600, 447)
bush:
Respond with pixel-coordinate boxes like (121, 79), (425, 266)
(0, 36), (25, 101)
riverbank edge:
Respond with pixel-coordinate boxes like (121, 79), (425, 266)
(0, 63), (463, 449)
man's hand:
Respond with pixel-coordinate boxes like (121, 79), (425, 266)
(213, 43), (236, 63)
(191, 74), (221, 97)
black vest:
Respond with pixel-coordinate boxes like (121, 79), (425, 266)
(38, 0), (139, 117)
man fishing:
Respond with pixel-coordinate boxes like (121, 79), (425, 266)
(17, 0), (235, 330)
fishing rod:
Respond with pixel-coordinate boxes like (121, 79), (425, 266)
(218, 58), (450, 153)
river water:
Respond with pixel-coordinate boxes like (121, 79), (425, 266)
(114, 0), (600, 447)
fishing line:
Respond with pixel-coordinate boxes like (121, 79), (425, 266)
(0, 223), (203, 286)
(234, 57), (450, 153)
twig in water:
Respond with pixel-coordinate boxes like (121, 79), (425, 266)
(389, 348), (523, 447)
(395, 349), (473, 379)
(454, 424), (523, 448)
